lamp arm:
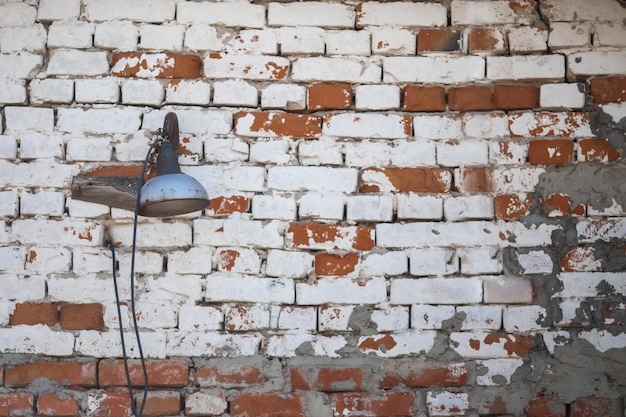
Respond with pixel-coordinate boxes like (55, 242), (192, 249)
(162, 112), (179, 150)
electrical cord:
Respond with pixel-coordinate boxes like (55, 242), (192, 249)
(109, 136), (164, 417)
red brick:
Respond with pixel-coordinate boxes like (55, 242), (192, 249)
(287, 223), (375, 251)
(578, 138), (621, 162)
(231, 392), (305, 417)
(234, 111), (322, 139)
(290, 367), (363, 391)
(206, 195), (249, 216)
(332, 393), (415, 417)
(37, 393), (79, 417)
(468, 28), (507, 54)
(0, 392), (34, 417)
(59, 303), (104, 330)
(402, 86), (446, 112)
(10, 302), (58, 326)
(448, 86), (493, 111)
(84, 165), (144, 177)
(5, 361), (97, 388)
(494, 194), (533, 220)
(528, 139), (574, 166)
(541, 193), (585, 217)
(380, 362), (467, 389)
(418, 29), (462, 53)
(315, 252), (359, 276)
(494, 85), (539, 110)
(360, 167), (452, 193)
(561, 246), (600, 272)
(195, 364), (266, 388)
(87, 390), (132, 417)
(458, 167), (495, 192)
(525, 396), (566, 417)
(570, 397), (614, 417)
(589, 76), (626, 104)
(98, 360), (188, 388)
(136, 392), (180, 417)
(111, 53), (201, 78)
(307, 83), (352, 110)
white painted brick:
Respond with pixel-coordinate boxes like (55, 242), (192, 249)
(390, 140), (437, 167)
(409, 248), (458, 276)
(357, 331), (436, 357)
(59, 107), (141, 134)
(134, 301), (178, 329)
(378, 221), (503, 249)
(122, 79), (164, 106)
(205, 137), (249, 163)
(554, 272), (626, 298)
(324, 113), (410, 139)
(511, 109), (592, 136)
(77, 330), (166, 358)
(267, 166), (357, 193)
(205, 275), (294, 304)
(579, 329), (626, 353)
(266, 249), (314, 279)
(358, 2), (447, 27)
(214, 79), (259, 107)
(184, 24), (226, 51)
(437, 140), (489, 167)
(483, 275), (533, 304)
(344, 141), (391, 167)
(275, 27), (325, 55)
(143, 274), (203, 304)
(508, 26), (548, 53)
(298, 138), (344, 166)
(0, 274), (45, 301)
(411, 305), (456, 330)
(0, 302), (12, 326)
(371, 28), (416, 55)
(492, 167), (545, 193)
(84, 0), (175, 23)
(346, 195), (394, 222)
(18, 132), (64, 159)
(489, 141), (528, 165)
(426, 392), (469, 417)
(0, 135), (16, 159)
(2, 160), (79, 188)
(20, 190), (65, 217)
(372, 306), (410, 332)
(143, 108), (232, 135)
(47, 21), (94, 49)
(225, 29), (277, 54)
(0, 246), (25, 272)
(165, 79), (211, 105)
(0, 53), (42, 79)
(195, 218), (284, 248)
(568, 51), (626, 78)
(94, 21), (138, 51)
(457, 305), (502, 331)
(541, 0), (626, 22)
(215, 247), (262, 274)
(476, 358), (524, 386)
(548, 22), (590, 50)
(450, 331), (528, 359)
(75, 78), (120, 103)
(5, 107), (54, 133)
(318, 305), (352, 331)
(397, 194), (443, 220)
(462, 112), (509, 138)
(326, 30), (371, 56)
(204, 54), (290, 80)
(12, 219), (103, 246)
(178, 2), (265, 28)
(178, 305), (223, 331)
(298, 192), (344, 221)
(261, 84), (307, 110)
(594, 22), (626, 47)
(226, 304), (271, 331)
(504, 305), (547, 333)
(0, 326), (74, 356)
(168, 247), (213, 275)
(292, 57), (381, 83)
(47, 50), (109, 76)
(0, 25), (47, 53)
(0, 79), (26, 104)
(113, 131), (152, 162)
(452, 0), (534, 25)
(252, 195), (296, 221)
(487, 55), (565, 81)
(355, 85), (400, 110)
(577, 218), (626, 243)
(390, 277), (483, 304)
(48, 274), (129, 303)
(383, 56), (485, 84)
(72, 247), (112, 274)
(0, 220), (9, 244)
(362, 251), (408, 277)
(118, 250), (164, 276)
(0, 2), (36, 26)
(109, 222), (190, 248)
(178, 135), (203, 166)
(66, 137), (113, 162)
(413, 114), (462, 140)
(29, 79), (74, 104)
(516, 250), (554, 275)
(37, 0), (80, 21)
(209, 165), (265, 193)
(0, 191), (18, 217)
(264, 334), (346, 358)
(296, 277), (387, 305)
(268, 2), (354, 28)
(139, 24), (184, 50)
(250, 139), (291, 165)
(458, 247), (501, 275)
(185, 392), (227, 416)
(275, 306), (317, 331)
(503, 222), (560, 248)
(443, 195), (494, 222)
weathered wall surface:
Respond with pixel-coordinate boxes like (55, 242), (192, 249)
(1, 0), (626, 416)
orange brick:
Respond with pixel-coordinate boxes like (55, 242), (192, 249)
(332, 393), (415, 417)
(528, 139), (574, 166)
(59, 303), (104, 331)
(307, 83), (353, 110)
(231, 393), (305, 417)
(111, 53), (201, 78)
(494, 195), (532, 220)
(418, 29), (462, 53)
(98, 360), (189, 388)
(458, 167), (495, 192)
(380, 362), (468, 389)
(360, 167), (452, 193)
(494, 85), (539, 110)
(195, 364), (266, 388)
(10, 302), (58, 326)
(0, 392), (34, 417)
(541, 193), (585, 217)
(37, 392), (79, 417)
(290, 367), (363, 391)
(402, 86), (446, 112)
(314, 252), (359, 276)
(578, 138), (621, 162)
(468, 28), (507, 54)
(234, 111), (322, 139)
(5, 361), (97, 388)
(83, 165), (144, 177)
(137, 392), (180, 417)
(589, 76), (626, 104)
(206, 195), (249, 216)
(448, 86), (493, 111)
(287, 223), (374, 251)
(570, 397), (615, 417)
(525, 397), (566, 417)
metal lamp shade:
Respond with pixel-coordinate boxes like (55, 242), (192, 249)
(138, 172), (209, 217)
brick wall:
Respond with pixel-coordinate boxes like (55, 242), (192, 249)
(1, 0), (625, 416)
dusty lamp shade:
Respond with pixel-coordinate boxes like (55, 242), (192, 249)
(138, 113), (209, 217)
